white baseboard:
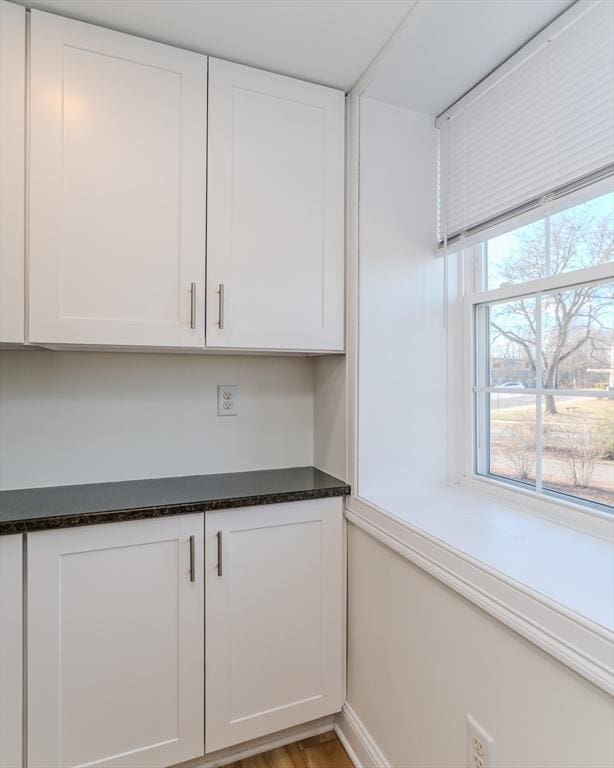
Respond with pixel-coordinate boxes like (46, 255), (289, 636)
(334, 721), (361, 768)
(335, 703), (389, 768)
(177, 706), (385, 768)
(183, 716), (335, 768)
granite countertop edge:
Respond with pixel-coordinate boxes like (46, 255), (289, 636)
(0, 469), (351, 535)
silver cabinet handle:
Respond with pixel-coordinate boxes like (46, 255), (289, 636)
(190, 283), (197, 329)
(218, 283), (224, 329)
(189, 535), (195, 582)
(216, 531), (223, 577)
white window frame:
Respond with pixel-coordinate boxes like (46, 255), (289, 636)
(459, 181), (614, 524)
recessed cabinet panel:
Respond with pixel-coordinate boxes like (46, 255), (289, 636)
(27, 516), (204, 768)
(0, 534), (22, 768)
(207, 58), (345, 351)
(230, 519), (323, 718)
(205, 498), (343, 751)
(0, 0), (26, 344)
(28, 11), (206, 347)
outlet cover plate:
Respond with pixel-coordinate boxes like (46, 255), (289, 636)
(467, 715), (494, 768)
(217, 385), (238, 416)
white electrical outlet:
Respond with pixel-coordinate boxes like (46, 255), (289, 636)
(467, 715), (494, 768)
(217, 385), (238, 416)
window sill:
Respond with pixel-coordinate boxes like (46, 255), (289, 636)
(345, 483), (614, 695)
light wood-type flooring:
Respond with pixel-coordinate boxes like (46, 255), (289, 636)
(223, 731), (353, 768)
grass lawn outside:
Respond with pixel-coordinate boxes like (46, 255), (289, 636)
(489, 393), (613, 508)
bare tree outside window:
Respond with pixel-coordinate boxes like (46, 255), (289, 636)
(477, 192), (614, 509)
(489, 195), (613, 415)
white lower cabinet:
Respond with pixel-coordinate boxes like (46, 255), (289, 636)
(0, 534), (22, 768)
(24, 499), (343, 766)
(27, 516), (204, 768)
(205, 498), (343, 752)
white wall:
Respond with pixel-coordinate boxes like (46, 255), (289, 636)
(357, 98), (445, 499)
(0, 350), (314, 489)
(313, 354), (346, 479)
(346, 524), (614, 768)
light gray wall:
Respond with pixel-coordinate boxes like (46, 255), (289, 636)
(313, 354), (346, 480)
(347, 524), (614, 768)
(0, 350), (314, 489)
(358, 97), (446, 499)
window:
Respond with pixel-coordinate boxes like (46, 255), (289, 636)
(470, 190), (614, 512)
(436, 0), (614, 517)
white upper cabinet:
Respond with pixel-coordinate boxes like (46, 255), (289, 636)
(23, 13), (345, 352)
(206, 58), (345, 352)
(27, 515), (204, 768)
(0, 0), (26, 344)
(28, 11), (207, 347)
(205, 498), (343, 751)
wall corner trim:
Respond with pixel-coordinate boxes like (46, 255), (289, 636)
(335, 703), (390, 768)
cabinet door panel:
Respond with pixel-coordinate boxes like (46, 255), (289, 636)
(0, 534), (22, 768)
(28, 516), (204, 768)
(205, 499), (343, 752)
(29, 11), (206, 347)
(0, 0), (26, 344)
(207, 59), (344, 351)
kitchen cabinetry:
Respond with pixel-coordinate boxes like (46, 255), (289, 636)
(205, 498), (343, 752)
(206, 58), (345, 352)
(0, 0), (26, 344)
(27, 515), (204, 768)
(0, 534), (22, 768)
(28, 10), (207, 347)
(7, 8), (346, 353)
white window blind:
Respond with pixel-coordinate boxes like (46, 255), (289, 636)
(437, 0), (614, 247)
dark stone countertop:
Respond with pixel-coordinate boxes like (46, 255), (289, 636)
(0, 466), (350, 534)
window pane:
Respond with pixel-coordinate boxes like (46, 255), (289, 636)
(484, 191), (613, 290)
(550, 193), (614, 275)
(486, 219), (546, 289)
(489, 298), (537, 388)
(488, 394), (536, 487)
(476, 189), (613, 511)
(542, 397), (613, 508)
(542, 280), (614, 390)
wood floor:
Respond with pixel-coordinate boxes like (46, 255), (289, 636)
(223, 732), (354, 768)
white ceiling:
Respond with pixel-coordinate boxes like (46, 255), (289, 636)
(12, 0), (415, 91)
(364, 0), (574, 115)
(12, 0), (576, 108)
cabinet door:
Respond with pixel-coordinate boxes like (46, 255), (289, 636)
(29, 11), (207, 347)
(28, 515), (204, 768)
(205, 498), (343, 752)
(0, 534), (22, 768)
(0, 0), (26, 344)
(207, 59), (345, 352)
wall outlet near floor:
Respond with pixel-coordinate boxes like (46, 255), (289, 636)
(217, 385), (238, 416)
(467, 715), (494, 768)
